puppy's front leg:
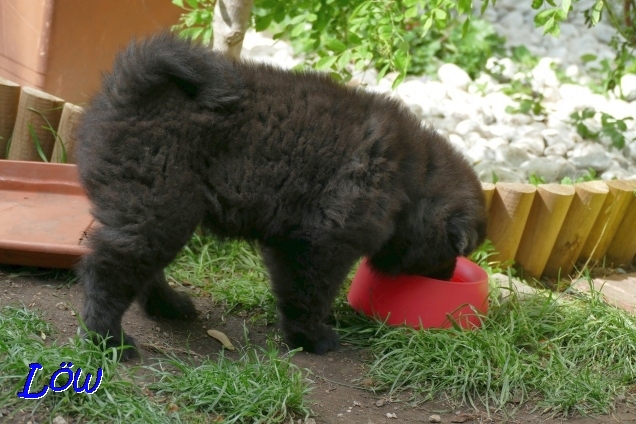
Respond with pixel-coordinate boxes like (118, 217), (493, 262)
(260, 241), (358, 354)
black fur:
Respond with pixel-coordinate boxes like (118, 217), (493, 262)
(76, 32), (487, 359)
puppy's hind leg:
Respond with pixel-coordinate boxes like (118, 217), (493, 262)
(80, 199), (203, 360)
(79, 246), (141, 360)
(138, 270), (197, 320)
(261, 241), (359, 354)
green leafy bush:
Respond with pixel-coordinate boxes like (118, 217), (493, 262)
(172, 0), (634, 91)
(172, 0), (636, 91)
(570, 107), (635, 149)
(173, 0), (504, 87)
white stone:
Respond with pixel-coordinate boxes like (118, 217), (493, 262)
(396, 80), (429, 103)
(495, 145), (531, 166)
(629, 141), (636, 161)
(499, 11), (525, 31)
(488, 137), (509, 150)
(436, 117), (461, 134)
(446, 87), (474, 103)
(438, 63), (472, 90)
(558, 23), (580, 40)
(406, 103), (424, 119)
(466, 132), (487, 147)
(590, 23), (615, 44)
(471, 73), (498, 94)
(242, 33), (299, 68)
(423, 102), (446, 118)
(532, 58), (560, 89)
(378, 72), (400, 90)
(557, 160), (578, 180)
(565, 64), (580, 79)
(405, 98), (436, 118)
(486, 124), (517, 141)
(612, 157), (632, 173)
(454, 119), (482, 136)
(601, 166), (633, 180)
(474, 162), (525, 183)
(568, 142), (601, 158)
(518, 123), (547, 137)
(570, 33), (600, 57)
(541, 128), (564, 146)
(521, 157), (563, 181)
(466, 144), (496, 164)
(500, 113), (534, 126)
(351, 68), (379, 87)
(599, 99), (634, 122)
(274, 52), (301, 68)
(475, 106), (497, 125)
(448, 133), (467, 151)
(483, 92), (515, 117)
(486, 57), (517, 81)
(511, 136), (545, 156)
(423, 81), (449, 101)
(544, 142), (570, 156)
(432, 99), (471, 120)
(547, 47), (569, 62)
(429, 414), (442, 423)
(558, 84), (594, 103)
(546, 113), (572, 130)
(542, 86), (562, 103)
(497, 0), (517, 10)
(569, 145), (614, 171)
(616, 74), (636, 102)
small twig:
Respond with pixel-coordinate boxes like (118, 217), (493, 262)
(624, 0), (633, 32)
(141, 342), (202, 358)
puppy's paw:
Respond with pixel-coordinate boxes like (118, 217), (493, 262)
(285, 325), (340, 355)
(144, 290), (197, 320)
(82, 328), (139, 361)
(109, 334), (140, 361)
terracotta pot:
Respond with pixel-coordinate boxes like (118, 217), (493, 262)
(0, 160), (92, 268)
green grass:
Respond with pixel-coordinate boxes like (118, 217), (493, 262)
(3, 235), (635, 420)
(335, 276), (636, 416)
(147, 345), (310, 423)
(167, 234), (276, 323)
(169, 234), (636, 416)
(166, 235), (636, 416)
(0, 305), (310, 423)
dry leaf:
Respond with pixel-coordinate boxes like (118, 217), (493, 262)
(207, 329), (235, 350)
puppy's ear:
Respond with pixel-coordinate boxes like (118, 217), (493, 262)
(447, 215), (482, 256)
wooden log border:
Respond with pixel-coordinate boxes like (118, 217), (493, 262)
(0, 79), (83, 163)
(485, 180), (636, 278)
(0, 79), (635, 277)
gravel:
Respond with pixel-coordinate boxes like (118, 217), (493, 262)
(239, 0), (636, 183)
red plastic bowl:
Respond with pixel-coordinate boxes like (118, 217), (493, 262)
(347, 257), (489, 329)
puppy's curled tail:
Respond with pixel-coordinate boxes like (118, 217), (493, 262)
(99, 32), (241, 109)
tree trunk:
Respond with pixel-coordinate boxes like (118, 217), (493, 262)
(213, 0), (253, 59)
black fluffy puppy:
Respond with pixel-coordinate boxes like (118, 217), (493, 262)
(76, 33), (487, 359)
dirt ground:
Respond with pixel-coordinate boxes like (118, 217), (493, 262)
(1, 270), (635, 424)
